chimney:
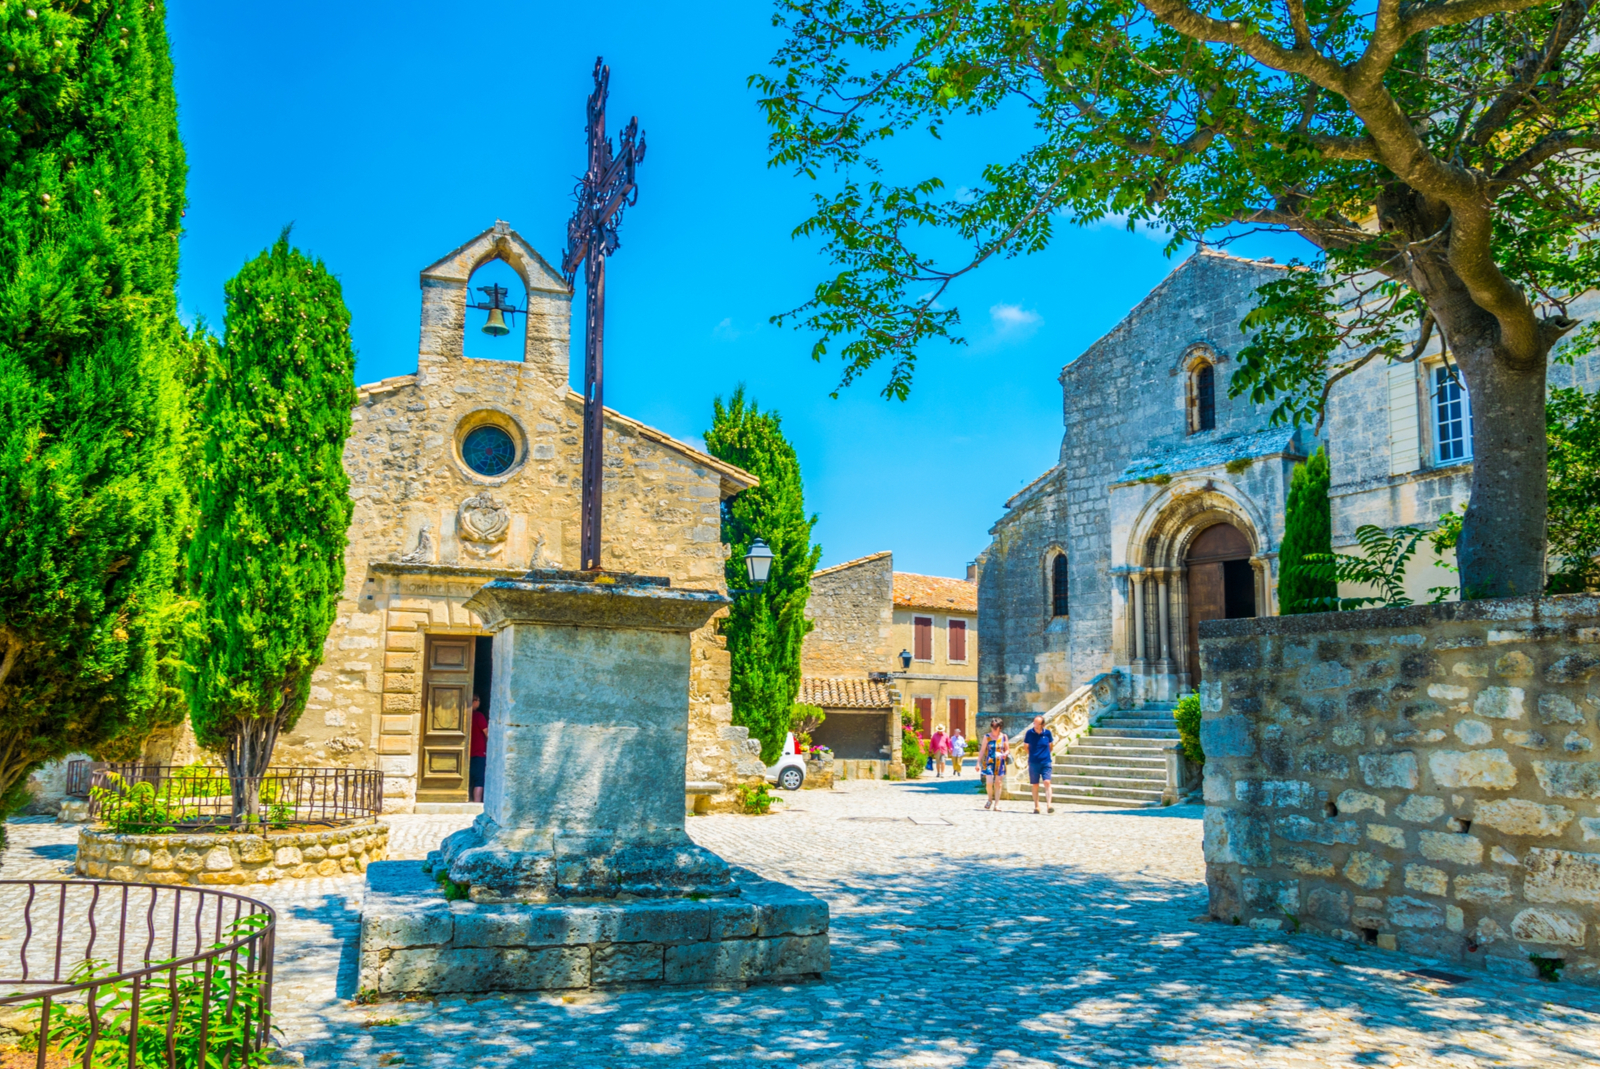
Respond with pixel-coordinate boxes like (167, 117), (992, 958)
(966, 561), (977, 581)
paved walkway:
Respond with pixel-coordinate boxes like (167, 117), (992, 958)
(5, 779), (1600, 1067)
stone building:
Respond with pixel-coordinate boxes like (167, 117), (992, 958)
(136, 221), (768, 814)
(798, 551), (978, 776)
(979, 249), (1600, 723)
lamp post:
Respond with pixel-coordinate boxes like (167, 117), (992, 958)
(727, 539), (773, 598)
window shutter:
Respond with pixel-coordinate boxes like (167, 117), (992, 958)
(1388, 364), (1422, 475)
(948, 619), (967, 662)
(914, 616), (933, 661)
(913, 696), (933, 732)
(948, 698), (967, 735)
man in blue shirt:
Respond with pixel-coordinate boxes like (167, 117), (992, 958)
(1022, 715), (1054, 814)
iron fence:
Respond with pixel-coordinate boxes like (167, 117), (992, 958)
(0, 880), (276, 1068)
(87, 763), (383, 830)
(66, 759), (93, 799)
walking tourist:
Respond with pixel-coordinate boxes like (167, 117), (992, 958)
(949, 729), (965, 776)
(930, 724), (949, 778)
(1022, 714), (1055, 814)
(469, 694), (488, 803)
(981, 719), (1009, 811)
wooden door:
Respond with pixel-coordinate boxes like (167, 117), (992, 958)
(948, 697), (968, 737)
(419, 636), (474, 803)
(1186, 562), (1226, 685)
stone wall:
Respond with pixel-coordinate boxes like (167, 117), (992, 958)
(1200, 596), (1600, 984)
(76, 822), (389, 885)
(802, 552), (894, 676)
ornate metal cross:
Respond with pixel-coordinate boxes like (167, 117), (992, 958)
(561, 56), (645, 572)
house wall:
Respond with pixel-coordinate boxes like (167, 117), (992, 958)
(892, 607), (978, 736)
(801, 554), (895, 678)
(1200, 596), (1600, 985)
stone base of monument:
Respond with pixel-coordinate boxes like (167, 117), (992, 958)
(358, 860), (828, 993)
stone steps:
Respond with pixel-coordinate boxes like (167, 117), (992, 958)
(1033, 704), (1180, 808)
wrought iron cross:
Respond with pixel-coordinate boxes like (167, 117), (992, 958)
(561, 57), (645, 572)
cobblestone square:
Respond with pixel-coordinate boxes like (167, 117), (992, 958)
(5, 779), (1600, 1067)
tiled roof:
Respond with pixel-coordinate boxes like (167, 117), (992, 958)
(812, 551), (893, 579)
(799, 677), (893, 710)
(893, 572), (977, 613)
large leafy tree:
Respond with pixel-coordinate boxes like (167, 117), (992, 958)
(1544, 385), (1600, 590)
(187, 234), (356, 822)
(1278, 446), (1337, 612)
(756, 0), (1600, 598)
(0, 0), (190, 831)
(705, 387), (823, 765)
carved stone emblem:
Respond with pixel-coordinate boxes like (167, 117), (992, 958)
(398, 522), (433, 564)
(458, 493), (510, 558)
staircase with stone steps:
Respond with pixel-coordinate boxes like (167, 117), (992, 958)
(1049, 704), (1179, 808)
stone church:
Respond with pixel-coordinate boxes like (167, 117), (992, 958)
(977, 249), (1600, 722)
(135, 221), (770, 813)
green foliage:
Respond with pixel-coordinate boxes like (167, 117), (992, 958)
(705, 387), (822, 764)
(1172, 693), (1204, 767)
(791, 701), (826, 735)
(1546, 386), (1600, 592)
(186, 233), (356, 820)
(1531, 954), (1566, 983)
(436, 871), (470, 902)
(1302, 525), (1429, 610)
(89, 772), (182, 835)
(0, 0), (191, 836)
(1278, 447), (1337, 614)
(30, 915), (274, 1068)
(735, 782), (776, 815)
(900, 707), (927, 778)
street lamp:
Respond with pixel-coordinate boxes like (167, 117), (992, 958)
(727, 539), (773, 598)
(899, 649), (912, 671)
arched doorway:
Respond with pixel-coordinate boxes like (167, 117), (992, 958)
(1185, 522), (1256, 684)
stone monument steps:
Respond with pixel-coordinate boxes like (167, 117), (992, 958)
(1056, 748), (1167, 772)
(1049, 784), (1164, 807)
(1051, 768), (1165, 792)
(1030, 704), (1179, 808)
(1088, 726), (1180, 740)
(1053, 756), (1166, 779)
(1089, 716), (1176, 730)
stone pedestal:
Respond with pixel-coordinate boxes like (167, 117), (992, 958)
(361, 570), (830, 992)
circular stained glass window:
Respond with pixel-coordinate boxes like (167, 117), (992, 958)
(461, 425), (516, 477)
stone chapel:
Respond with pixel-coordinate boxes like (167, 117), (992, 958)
(137, 221), (770, 813)
(977, 249), (1600, 723)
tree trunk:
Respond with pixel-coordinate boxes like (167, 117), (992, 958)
(223, 710), (284, 826)
(1453, 338), (1550, 599)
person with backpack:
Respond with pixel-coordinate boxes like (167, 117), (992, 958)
(981, 719), (1009, 811)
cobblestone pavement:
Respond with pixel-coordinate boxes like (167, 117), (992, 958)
(6, 779), (1600, 1067)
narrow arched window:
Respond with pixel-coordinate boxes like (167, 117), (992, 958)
(1194, 364), (1216, 432)
(1051, 554), (1070, 617)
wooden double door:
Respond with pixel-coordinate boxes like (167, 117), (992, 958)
(1184, 523), (1257, 686)
(418, 636), (475, 803)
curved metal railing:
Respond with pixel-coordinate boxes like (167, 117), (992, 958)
(0, 880), (276, 1068)
(79, 762), (382, 830)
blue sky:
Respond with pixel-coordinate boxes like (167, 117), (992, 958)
(168, 1), (1308, 577)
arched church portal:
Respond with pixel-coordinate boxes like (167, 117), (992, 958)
(1183, 522), (1257, 684)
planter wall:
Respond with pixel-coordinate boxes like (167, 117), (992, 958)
(1199, 595), (1600, 985)
(76, 821), (389, 885)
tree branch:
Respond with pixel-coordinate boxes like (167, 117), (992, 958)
(1469, 0), (1589, 148)
(1401, 0), (1551, 34)
(1493, 129), (1600, 184)
(1135, 0), (1350, 91)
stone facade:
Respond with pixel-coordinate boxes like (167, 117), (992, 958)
(74, 822), (388, 885)
(803, 552), (895, 675)
(980, 251), (1312, 718)
(1199, 595), (1600, 984)
(114, 221), (761, 816)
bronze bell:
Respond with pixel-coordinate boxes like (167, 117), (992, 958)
(481, 307), (511, 337)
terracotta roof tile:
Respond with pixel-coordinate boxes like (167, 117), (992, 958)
(799, 677), (893, 710)
(892, 572), (977, 612)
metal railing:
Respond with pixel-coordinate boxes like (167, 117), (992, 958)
(86, 763), (382, 830)
(0, 880), (276, 1068)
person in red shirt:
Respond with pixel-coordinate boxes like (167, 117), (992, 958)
(469, 694), (488, 802)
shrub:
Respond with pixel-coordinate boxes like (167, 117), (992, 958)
(90, 773), (184, 835)
(1173, 694), (1204, 767)
(735, 782), (775, 815)
(436, 871), (470, 902)
(1279, 447), (1336, 613)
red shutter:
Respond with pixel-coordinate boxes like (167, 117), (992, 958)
(948, 619), (967, 662)
(948, 698), (967, 735)
(914, 616), (933, 661)
(913, 696), (934, 732)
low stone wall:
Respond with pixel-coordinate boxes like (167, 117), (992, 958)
(76, 821), (389, 885)
(360, 861), (829, 993)
(1199, 595), (1600, 985)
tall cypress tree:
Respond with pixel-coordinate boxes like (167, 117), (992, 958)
(186, 233), (356, 822)
(705, 387), (822, 765)
(0, 1), (190, 832)
(1278, 446), (1336, 614)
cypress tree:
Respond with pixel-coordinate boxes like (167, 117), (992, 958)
(1278, 445), (1336, 613)
(186, 233), (356, 822)
(705, 387), (822, 765)
(0, 1), (190, 832)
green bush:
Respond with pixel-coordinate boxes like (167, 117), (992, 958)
(90, 773), (184, 835)
(1173, 694), (1204, 767)
(900, 707), (927, 778)
(735, 782), (775, 815)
